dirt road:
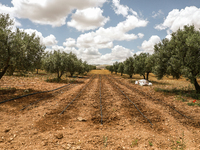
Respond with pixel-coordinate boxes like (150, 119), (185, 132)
(0, 74), (200, 149)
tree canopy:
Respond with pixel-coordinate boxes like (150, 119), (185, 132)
(0, 14), (45, 78)
(153, 25), (200, 92)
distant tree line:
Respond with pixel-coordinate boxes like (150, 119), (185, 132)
(106, 25), (200, 93)
(0, 14), (95, 79)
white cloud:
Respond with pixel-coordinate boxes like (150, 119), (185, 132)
(43, 34), (58, 46)
(0, 0), (107, 27)
(155, 6), (200, 32)
(22, 29), (58, 46)
(67, 7), (109, 32)
(152, 10), (164, 18)
(63, 38), (76, 47)
(138, 33), (144, 39)
(88, 45), (134, 64)
(77, 14), (148, 49)
(138, 35), (161, 54)
(112, 0), (129, 17)
(0, 3), (21, 30)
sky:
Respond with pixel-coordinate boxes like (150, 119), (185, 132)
(1, 0), (200, 65)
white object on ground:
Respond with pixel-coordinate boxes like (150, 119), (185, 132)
(135, 79), (152, 86)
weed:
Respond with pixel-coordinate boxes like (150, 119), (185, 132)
(149, 141), (153, 146)
(175, 95), (188, 102)
(171, 132), (186, 150)
(187, 102), (196, 106)
(130, 139), (138, 147)
(103, 136), (108, 147)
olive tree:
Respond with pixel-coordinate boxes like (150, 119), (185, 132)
(134, 53), (154, 80)
(0, 14), (45, 78)
(124, 57), (134, 78)
(153, 25), (200, 93)
(66, 52), (79, 77)
(43, 50), (68, 79)
(106, 65), (114, 74)
(113, 61), (119, 74)
(118, 62), (124, 76)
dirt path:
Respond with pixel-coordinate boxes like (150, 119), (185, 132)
(0, 74), (200, 149)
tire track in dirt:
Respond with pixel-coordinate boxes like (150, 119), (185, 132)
(111, 76), (200, 129)
(34, 75), (96, 132)
(105, 75), (170, 133)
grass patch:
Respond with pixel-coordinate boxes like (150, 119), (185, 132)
(154, 87), (200, 100)
(45, 78), (69, 83)
(0, 87), (17, 95)
(175, 95), (188, 102)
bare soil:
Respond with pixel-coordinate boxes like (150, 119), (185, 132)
(0, 72), (200, 149)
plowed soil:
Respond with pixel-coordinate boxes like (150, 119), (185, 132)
(0, 73), (200, 149)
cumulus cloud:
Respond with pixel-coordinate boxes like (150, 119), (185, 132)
(43, 34), (58, 46)
(88, 45), (134, 64)
(77, 14), (148, 49)
(67, 7), (109, 31)
(138, 35), (161, 54)
(1, 0), (107, 27)
(63, 38), (76, 47)
(112, 0), (129, 17)
(155, 6), (200, 32)
(22, 29), (58, 46)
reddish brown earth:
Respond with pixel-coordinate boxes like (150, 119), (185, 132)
(0, 73), (200, 149)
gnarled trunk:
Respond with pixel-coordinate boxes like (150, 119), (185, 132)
(0, 57), (10, 79)
(193, 78), (200, 93)
(146, 72), (150, 81)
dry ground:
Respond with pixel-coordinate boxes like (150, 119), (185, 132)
(0, 70), (200, 149)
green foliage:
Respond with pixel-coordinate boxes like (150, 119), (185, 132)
(124, 57), (134, 78)
(153, 25), (200, 93)
(113, 61), (119, 74)
(106, 65), (114, 73)
(0, 14), (45, 79)
(118, 62), (124, 76)
(133, 53), (154, 80)
(66, 52), (78, 77)
(43, 50), (68, 79)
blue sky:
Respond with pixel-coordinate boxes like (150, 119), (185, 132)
(1, 0), (200, 64)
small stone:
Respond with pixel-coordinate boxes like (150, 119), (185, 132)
(77, 117), (86, 122)
(55, 133), (63, 139)
(4, 128), (11, 133)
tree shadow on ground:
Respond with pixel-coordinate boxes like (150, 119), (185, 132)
(154, 87), (200, 100)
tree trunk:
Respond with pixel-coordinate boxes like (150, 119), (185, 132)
(130, 74), (132, 78)
(143, 75), (145, 79)
(193, 78), (200, 93)
(0, 57), (10, 79)
(59, 71), (63, 79)
(70, 72), (74, 77)
(0, 65), (10, 79)
(146, 72), (149, 81)
(8, 65), (15, 76)
(36, 69), (39, 74)
(57, 70), (60, 79)
(121, 73), (123, 76)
